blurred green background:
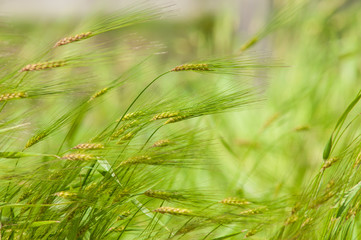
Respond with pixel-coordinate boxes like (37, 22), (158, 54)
(2, 0), (361, 198)
(1, 0), (361, 237)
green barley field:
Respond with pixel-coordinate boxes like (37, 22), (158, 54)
(1, 0), (361, 239)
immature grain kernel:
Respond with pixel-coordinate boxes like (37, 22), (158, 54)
(153, 207), (192, 216)
(61, 153), (97, 161)
(20, 61), (66, 72)
(0, 92), (27, 101)
(72, 143), (104, 150)
(54, 32), (92, 47)
(171, 63), (210, 72)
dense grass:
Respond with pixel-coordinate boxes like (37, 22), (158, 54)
(1, 0), (361, 239)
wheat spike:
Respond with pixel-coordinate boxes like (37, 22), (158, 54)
(88, 88), (108, 102)
(151, 111), (180, 121)
(239, 207), (266, 216)
(120, 155), (152, 165)
(322, 157), (339, 170)
(220, 197), (250, 206)
(61, 153), (97, 161)
(24, 132), (47, 149)
(301, 218), (313, 228)
(0, 92), (27, 101)
(284, 214), (298, 225)
(171, 63), (210, 72)
(118, 111), (145, 121)
(72, 143), (104, 150)
(54, 191), (77, 199)
(20, 61), (66, 72)
(153, 207), (192, 216)
(164, 115), (188, 124)
(54, 32), (92, 47)
(111, 120), (139, 139)
(144, 190), (184, 200)
(151, 139), (171, 148)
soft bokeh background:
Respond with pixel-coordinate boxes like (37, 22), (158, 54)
(1, 0), (361, 238)
(2, 0), (361, 196)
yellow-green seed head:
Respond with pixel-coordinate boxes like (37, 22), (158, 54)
(54, 32), (92, 47)
(151, 112), (180, 121)
(88, 88), (108, 102)
(171, 63), (210, 72)
(0, 92), (27, 101)
(72, 143), (104, 150)
(220, 197), (250, 206)
(144, 189), (184, 200)
(20, 61), (66, 72)
(151, 139), (171, 148)
(120, 155), (151, 165)
(61, 153), (97, 161)
(153, 207), (192, 216)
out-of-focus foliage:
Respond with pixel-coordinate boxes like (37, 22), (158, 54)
(1, 0), (361, 239)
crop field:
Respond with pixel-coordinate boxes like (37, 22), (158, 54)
(0, 0), (361, 239)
